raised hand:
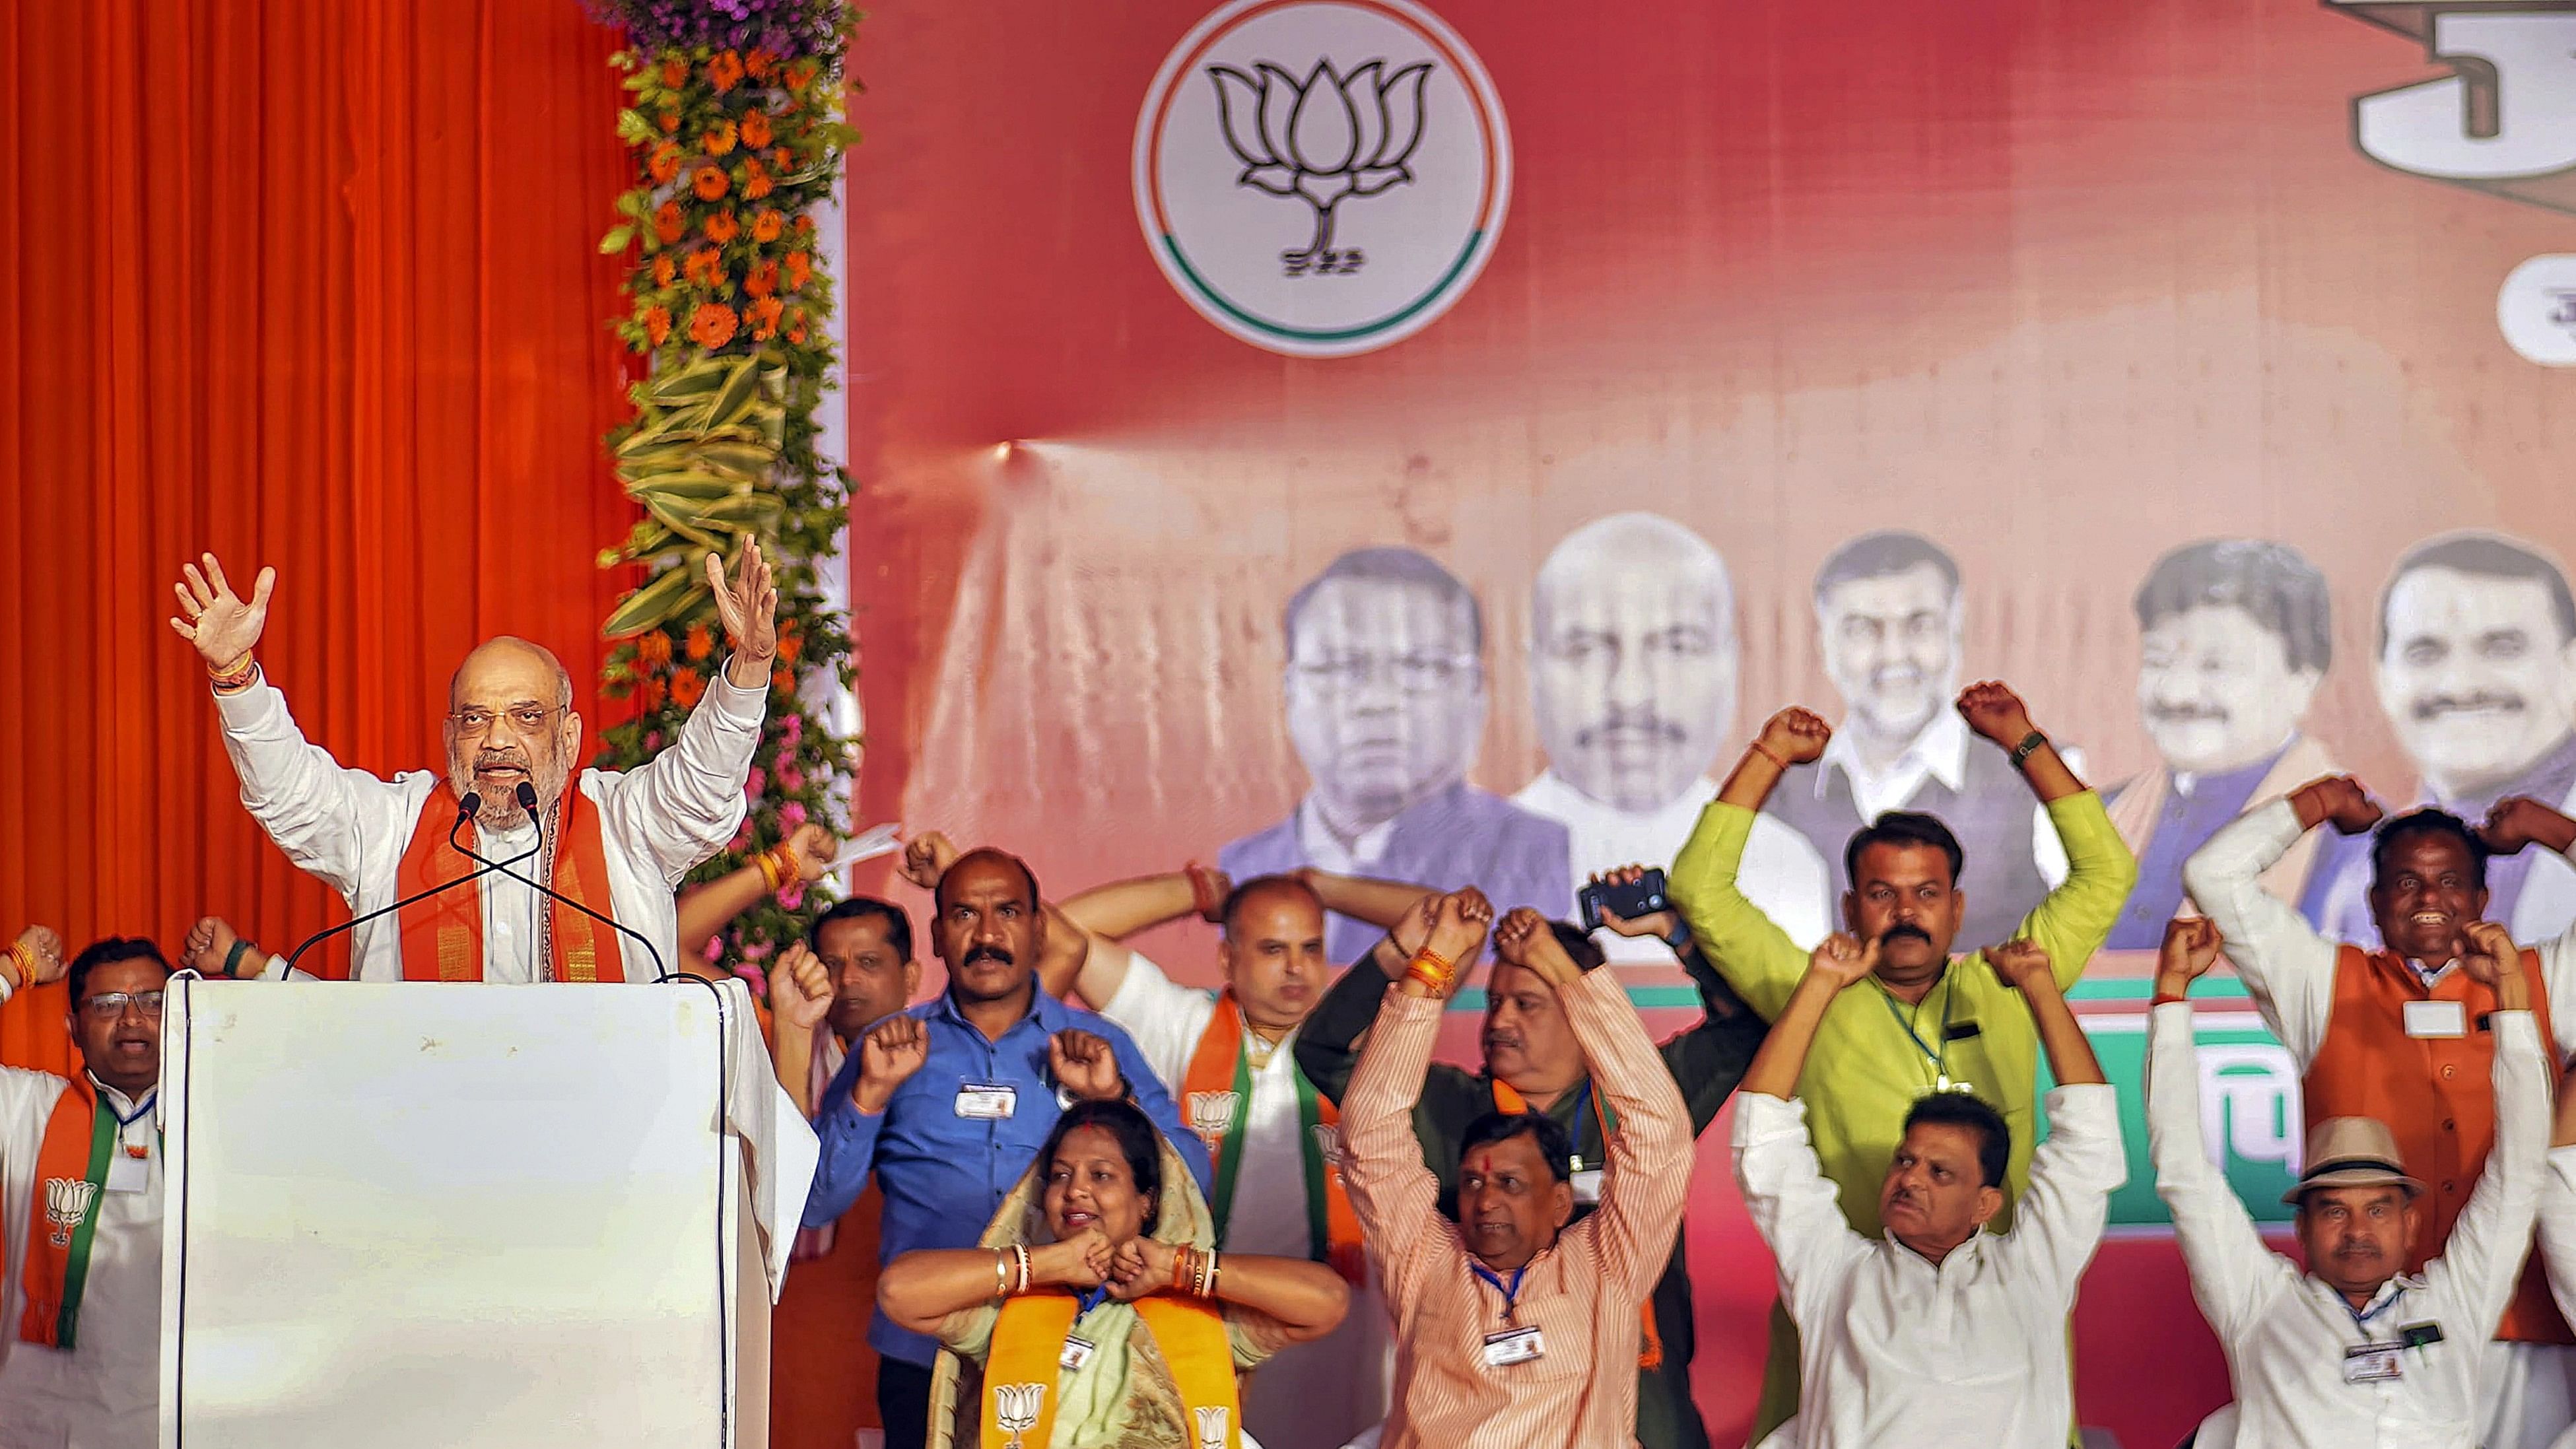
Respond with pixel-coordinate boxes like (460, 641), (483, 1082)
(2462, 920), (2521, 988)
(178, 917), (248, 980)
(1390, 891), (1439, 959)
(1050, 1028), (1126, 1102)
(1108, 1236), (1180, 1300)
(1755, 707), (1833, 768)
(1038, 1225), (1116, 1290)
(1955, 681), (2037, 748)
(167, 552), (277, 669)
(1185, 863), (1233, 924)
(1805, 932), (1880, 989)
(2480, 796), (2576, 858)
(2156, 917), (2225, 993)
(1424, 889), (1493, 965)
(772, 941), (834, 1034)
(853, 1014), (930, 1113)
(2292, 774), (2383, 836)
(10, 926), (65, 986)
(786, 821), (838, 883)
(1986, 938), (2054, 994)
(708, 539), (780, 686)
(898, 830), (960, 891)
(1591, 864), (1679, 940)
(1494, 906), (1582, 986)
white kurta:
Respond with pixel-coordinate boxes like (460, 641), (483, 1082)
(212, 668), (766, 981)
(2150, 1001), (2555, 1449)
(1101, 953), (1391, 1449)
(1512, 770), (1833, 959)
(1732, 1086), (2124, 1449)
(0, 1069), (162, 1449)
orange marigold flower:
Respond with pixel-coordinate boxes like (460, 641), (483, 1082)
(745, 260), (779, 298)
(708, 50), (745, 94)
(648, 141), (682, 185)
(743, 172), (774, 202)
(750, 209), (784, 243)
(638, 674), (668, 712)
(660, 55), (688, 88)
(771, 147), (795, 172)
(745, 48), (776, 81)
(786, 310), (808, 345)
(739, 110), (774, 149)
(772, 667), (796, 694)
(693, 166), (729, 202)
(685, 623), (714, 661)
(793, 213), (815, 235)
(653, 201), (685, 244)
(776, 632), (803, 665)
(689, 302), (739, 348)
(683, 249), (725, 287)
(671, 668), (706, 709)
(704, 119), (738, 157)
(642, 306), (673, 347)
(658, 109), (681, 134)
(636, 630), (675, 669)
(786, 59), (819, 90)
(782, 250), (812, 289)
(704, 210), (741, 245)
(652, 253), (677, 288)
(747, 296), (784, 340)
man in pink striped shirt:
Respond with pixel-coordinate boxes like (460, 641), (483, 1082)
(1340, 894), (1695, 1449)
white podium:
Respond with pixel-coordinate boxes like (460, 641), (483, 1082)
(156, 975), (817, 1448)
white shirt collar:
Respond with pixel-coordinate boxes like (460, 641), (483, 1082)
(1295, 793), (1398, 875)
(88, 1073), (154, 1124)
(1819, 708), (1969, 817)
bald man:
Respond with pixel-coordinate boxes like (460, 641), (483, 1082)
(169, 546), (776, 982)
(1515, 514), (1833, 960)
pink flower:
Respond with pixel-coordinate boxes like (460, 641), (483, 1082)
(743, 939), (772, 962)
(729, 822), (755, 852)
(702, 935), (725, 962)
(779, 801), (808, 827)
(745, 766), (768, 801)
(733, 965), (768, 997)
(776, 764), (805, 793)
(643, 731), (664, 752)
(778, 880), (806, 912)
(780, 714), (804, 747)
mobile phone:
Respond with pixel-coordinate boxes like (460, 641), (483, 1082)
(1576, 868), (1669, 931)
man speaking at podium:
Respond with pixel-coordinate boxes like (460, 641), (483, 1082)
(167, 545), (776, 981)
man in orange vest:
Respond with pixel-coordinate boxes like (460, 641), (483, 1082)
(0, 937), (172, 1449)
(2185, 774), (2576, 1449)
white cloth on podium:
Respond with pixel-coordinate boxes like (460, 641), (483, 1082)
(716, 980), (822, 1301)
(0, 1069), (163, 1449)
(211, 667), (764, 981)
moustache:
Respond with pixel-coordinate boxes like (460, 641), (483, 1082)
(473, 751), (531, 770)
(964, 945), (1016, 968)
(2414, 692), (2525, 721)
(1879, 924), (1934, 947)
(1482, 1033), (1524, 1052)
(1573, 716), (1684, 749)
(2148, 703), (2228, 724)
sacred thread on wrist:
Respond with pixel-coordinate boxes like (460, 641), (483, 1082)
(1751, 739), (1790, 771)
(207, 654), (259, 694)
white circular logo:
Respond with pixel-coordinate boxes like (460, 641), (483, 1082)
(1134, 0), (1512, 358)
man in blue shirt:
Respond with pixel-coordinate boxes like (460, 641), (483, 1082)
(801, 846), (1208, 1449)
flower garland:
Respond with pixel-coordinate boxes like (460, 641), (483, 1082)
(588, 0), (860, 999)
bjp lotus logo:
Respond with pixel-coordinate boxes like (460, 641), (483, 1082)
(993, 1382), (1046, 1449)
(1187, 1090), (1240, 1149)
(1209, 59), (1431, 275)
(44, 1178), (99, 1248)
(1134, 0), (1512, 358)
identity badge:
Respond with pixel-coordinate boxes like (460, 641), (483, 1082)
(1571, 1168), (1604, 1206)
(955, 1083), (1019, 1120)
(1481, 1326), (1545, 1368)
(2402, 1000), (2466, 1039)
(2343, 1342), (2404, 1384)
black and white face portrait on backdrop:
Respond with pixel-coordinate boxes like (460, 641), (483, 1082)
(2375, 533), (2576, 802)
(1813, 532), (1964, 758)
(1528, 512), (1738, 815)
(2134, 540), (2332, 778)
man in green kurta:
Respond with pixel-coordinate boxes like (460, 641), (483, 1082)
(1670, 682), (2136, 1442)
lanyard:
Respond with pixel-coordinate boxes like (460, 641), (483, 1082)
(1874, 971), (1957, 1087)
(2348, 1287), (2404, 1339)
(1074, 1283), (1112, 1318)
(1207, 1019), (1340, 1269)
(1564, 1083), (1616, 1173)
(1471, 1262), (1529, 1324)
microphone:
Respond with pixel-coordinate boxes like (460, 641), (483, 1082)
(276, 792), (544, 978)
(446, 780), (673, 982)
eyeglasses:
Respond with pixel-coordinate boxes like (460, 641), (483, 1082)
(1290, 654), (1480, 696)
(80, 990), (164, 1021)
(448, 705), (566, 738)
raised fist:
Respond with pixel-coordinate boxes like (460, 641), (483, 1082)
(1806, 932), (1880, 989)
(2462, 920), (2521, 988)
(2157, 917), (2225, 988)
(1985, 938), (2053, 993)
(772, 941), (833, 1034)
(899, 830), (960, 892)
(2479, 797), (2576, 858)
(2293, 775), (2383, 837)
(1955, 681), (2036, 748)
(1755, 708), (1832, 767)
(1050, 1028), (1126, 1102)
(854, 1014), (930, 1113)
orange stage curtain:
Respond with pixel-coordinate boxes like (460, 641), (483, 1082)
(0, 0), (642, 1069)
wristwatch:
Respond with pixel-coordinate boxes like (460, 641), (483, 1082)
(2009, 730), (2047, 768)
(1662, 923), (1693, 955)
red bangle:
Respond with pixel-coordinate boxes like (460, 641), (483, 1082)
(1751, 739), (1790, 771)
(1184, 863), (1225, 923)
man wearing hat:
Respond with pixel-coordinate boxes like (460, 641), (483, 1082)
(2148, 916), (2571, 1444)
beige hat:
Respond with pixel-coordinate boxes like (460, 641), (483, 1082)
(2281, 1116), (2427, 1206)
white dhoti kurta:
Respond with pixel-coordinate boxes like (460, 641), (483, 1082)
(1101, 953), (1392, 1449)
(0, 1069), (163, 1449)
(211, 667), (766, 981)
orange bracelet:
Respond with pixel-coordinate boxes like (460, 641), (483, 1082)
(1750, 739), (1790, 771)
